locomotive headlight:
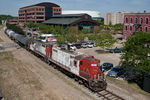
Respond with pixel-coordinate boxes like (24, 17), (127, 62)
(91, 64), (97, 66)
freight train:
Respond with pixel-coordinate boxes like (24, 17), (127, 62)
(3, 27), (107, 92)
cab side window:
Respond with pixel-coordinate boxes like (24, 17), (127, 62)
(80, 61), (83, 66)
(74, 61), (77, 67)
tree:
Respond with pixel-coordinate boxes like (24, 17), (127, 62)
(25, 23), (37, 28)
(120, 32), (150, 87)
(65, 32), (77, 43)
(121, 32), (150, 74)
(87, 34), (98, 41)
(96, 33), (116, 49)
(77, 33), (86, 42)
(96, 19), (104, 25)
(57, 35), (66, 44)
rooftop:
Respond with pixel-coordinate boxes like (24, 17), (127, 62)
(43, 18), (80, 25)
(124, 11), (150, 15)
(52, 14), (88, 18)
(43, 14), (99, 25)
(20, 2), (60, 9)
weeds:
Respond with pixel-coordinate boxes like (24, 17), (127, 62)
(0, 52), (14, 62)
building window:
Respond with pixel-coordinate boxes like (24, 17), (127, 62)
(146, 18), (149, 24)
(126, 17), (128, 23)
(135, 18), (138, 24)
(36, 13), (44, 15)
(125, 26), (128, 30)
(36, 17), (44, 19)
(36, 8), (38, 11)
(59, 9), (61, 11)
(141, 18), (143, 24)
(145, 27), (148, 32)
(80, 61), (83, 66)
(130, 18), (133, 23)
(74, 61), (77, 67)
(54, 13), (61, 15)
(130, 26), (132, 31)
(42, 8), (44, 11)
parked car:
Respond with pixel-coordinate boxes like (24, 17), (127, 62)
(107, 66), (124, 78)
(74, 43), (81, 49)
(87, 42), (94, 48)
(91, 42), (96, 47)
(109, 47), (123, 53)
(81, 43), (87, 48)
(68, 43), (76, 51)
(100, 62), (113, 72)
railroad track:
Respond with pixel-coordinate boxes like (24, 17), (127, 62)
(97, 90), (124, 100)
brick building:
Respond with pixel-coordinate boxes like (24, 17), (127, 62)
(43, 14), (99, 33)
(9, 19), (19, 25)
(123, 11), (150, 39)
(18, 2), (62, 25)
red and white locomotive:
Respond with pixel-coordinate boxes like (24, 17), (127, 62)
(4, 27), (107, 92)
(29, 40), (107, 91)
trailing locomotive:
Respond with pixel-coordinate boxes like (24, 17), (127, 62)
(3, 27), (107, 92)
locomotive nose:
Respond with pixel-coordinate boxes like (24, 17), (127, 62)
(90, 79), (107, 92)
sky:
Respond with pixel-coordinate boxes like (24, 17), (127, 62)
(0, 0), (150, 17)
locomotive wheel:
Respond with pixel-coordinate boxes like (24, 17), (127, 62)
(84, 81), (89, 88)
(48, 61), (51, 65)
(74, 76), (79, 81)
(53, 65), (57, 69)
(78, 80), (83, 84)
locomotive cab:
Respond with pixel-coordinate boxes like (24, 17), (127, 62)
(79, 56), (107, 92)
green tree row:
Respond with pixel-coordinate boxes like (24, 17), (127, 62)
(0, 15), (17, 24)
(25, 23), (116, 48)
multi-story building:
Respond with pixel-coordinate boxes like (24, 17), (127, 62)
(18, 2), (62, 24)
(123, 11), (150, 39)
(104, 12), (125, 25)
(104, 13), (111, 25)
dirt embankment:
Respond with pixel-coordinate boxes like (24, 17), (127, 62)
(0, 28), (94, 100)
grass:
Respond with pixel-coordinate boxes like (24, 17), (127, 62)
(106, 76), (150, 96)
(0, 52), (14, 62)
(0, 38), (3, 42)
(0, 25), (4, 42)
(0, 25), (3, 29)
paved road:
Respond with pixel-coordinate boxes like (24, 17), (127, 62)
(77, 47), (122, 66)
